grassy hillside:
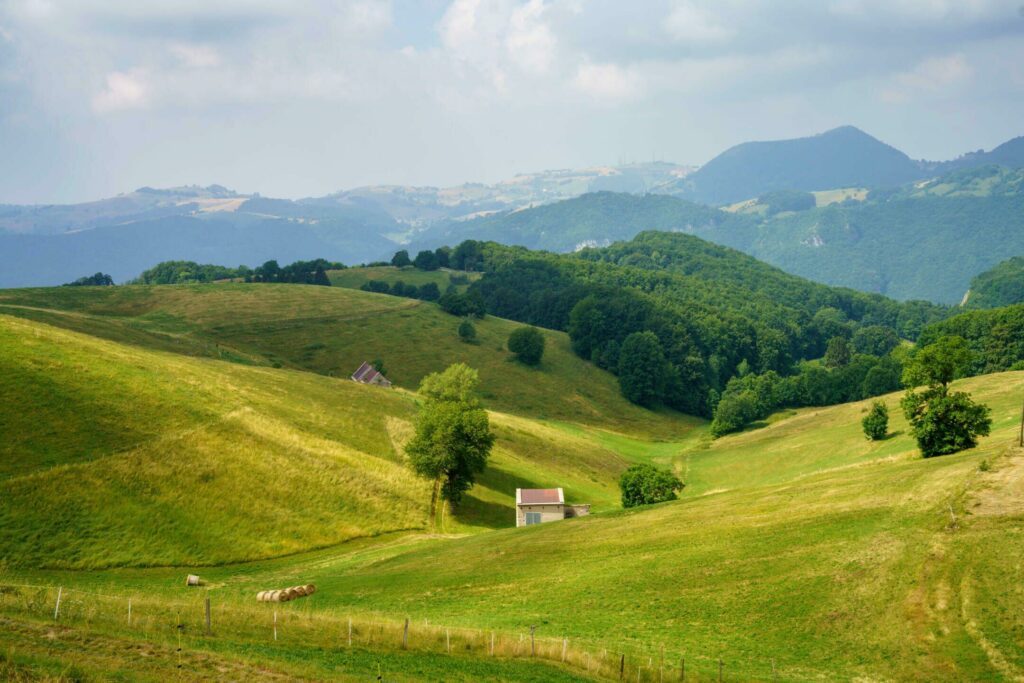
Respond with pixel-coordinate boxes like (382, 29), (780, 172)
(5, 368), (1021, 680)
(0, 283), (684, 436)
(0, 301), (694, 568)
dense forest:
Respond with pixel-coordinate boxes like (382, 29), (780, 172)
(917, 304), (1024, 376)
(436, 233), (949, 419)
(963, 256), (1024, 309)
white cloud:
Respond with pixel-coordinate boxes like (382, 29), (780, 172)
(881, 52), (972, 102)
(664, 2), (734, 45)
(92, 69), (148, 112)
(170, 43), (221, 68)
(506, 0), (555, 74)
(573, 62), (640, 101)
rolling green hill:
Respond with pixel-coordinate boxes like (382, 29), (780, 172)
(0, 283), (698, 568)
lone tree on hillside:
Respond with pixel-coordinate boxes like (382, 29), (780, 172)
(862, 401), (889, 440)
(619, 464), (684, 508)
(901, 336), (991, 457)
(391, 250), (412, 267)
(618, 331), (668, 406)
(406, 364), (495, 515)
(507, 327), (545, 365)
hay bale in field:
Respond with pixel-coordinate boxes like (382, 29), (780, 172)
(283, 586), (303, 600)
(256, 591), (269, 602)
(256, 584), (316, 602)
(304, 584), (316, 595)
(185, 574), (202, 587)
(269, 590), (284, 602)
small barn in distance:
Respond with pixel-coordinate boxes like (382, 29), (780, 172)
(351, 361), (392, 388)
(515, 488), (590, 527)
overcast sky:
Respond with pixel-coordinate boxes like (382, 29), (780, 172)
(1, 0), (1022, 204)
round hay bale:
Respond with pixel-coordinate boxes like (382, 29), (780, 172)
(284, 587), (302, 600)
(304, 584), (316, 595)
(292, 585), (309, 597)
(256, 591), (267, 602)
(268, 590), (283, 602)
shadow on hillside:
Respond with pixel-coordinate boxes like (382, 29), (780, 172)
(453, 465), (552, 529)
(880, 430), (904, 441)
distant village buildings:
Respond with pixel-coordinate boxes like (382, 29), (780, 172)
(351, 361), (392, 388)
(515, 488), (590, 527)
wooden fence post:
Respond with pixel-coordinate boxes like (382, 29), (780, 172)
(680, 656), (685, 682)
(491, 632), (495, 656)
(1019, 395), (1023, 447)
(719, 657), (723, 682)
(273, 610), (278, 641)
(204, 596), (212, 635)
(348, 618), (352, 647)
(403, 618), (409, 649)
(446, 628), (451, 654)
(53, 587), (62, 620)
(562, 638), (568, 662)
(530, 625), (536, 657)
(127, 598), (132, 626)
(619, 653), (625, 680)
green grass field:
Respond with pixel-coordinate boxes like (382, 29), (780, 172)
(327, 265), (480, 292)
(2, 283), (1022, 681)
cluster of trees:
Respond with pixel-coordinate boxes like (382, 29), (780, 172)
(132, 259), (344, 286)
(64, 272), (114, 286)
(360, 279), (441, 301)
(248, 259), (339, 285)
(709, 349), (903, 436)
(758, 190), (816, 216)
(133, 261), (250, 284)
(405, 364), (495, 512)
(391, 247), (452, 271)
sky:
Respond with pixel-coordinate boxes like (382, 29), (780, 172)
(0, 0), (1023, 204)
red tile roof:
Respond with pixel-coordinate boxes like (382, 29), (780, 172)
(518, 488), (563, 505)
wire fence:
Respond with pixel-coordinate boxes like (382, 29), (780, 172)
(0, 582), (779, 682)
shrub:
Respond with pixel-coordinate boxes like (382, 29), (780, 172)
(507, 327), (545, 365)
(418, 282), (441, 301)
(862, 401), (888, 440)
(360, 280), (391, 294)
(619, 464), (684, 508)
(391, 250), (412, 267)
(458, 319), (477, 343)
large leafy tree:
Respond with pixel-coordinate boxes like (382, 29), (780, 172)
(901, 336), (991, 457)
(406, 364), (495, 511)
(619, 464), (684, 508)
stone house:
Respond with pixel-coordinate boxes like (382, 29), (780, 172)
(515, 488), (590, 527)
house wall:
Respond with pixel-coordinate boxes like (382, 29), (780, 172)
(515, 504), (565, 527)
